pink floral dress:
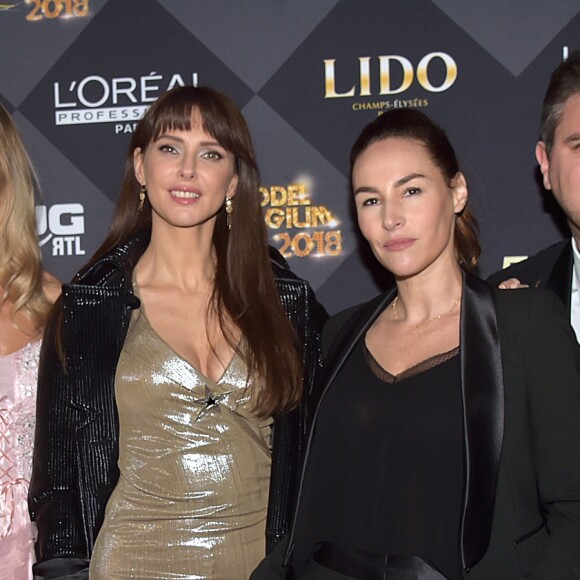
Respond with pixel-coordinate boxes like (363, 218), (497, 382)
(0, 340), (40, 580)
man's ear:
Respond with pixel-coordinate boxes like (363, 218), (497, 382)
(535, 141), (552, 191)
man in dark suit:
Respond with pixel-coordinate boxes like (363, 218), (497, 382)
(488, 51), (580, 339)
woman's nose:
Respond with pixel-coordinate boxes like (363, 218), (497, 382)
(382, 207), (404, 231)
(179, 156), (196, 178)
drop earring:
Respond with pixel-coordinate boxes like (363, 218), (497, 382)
(225, 196), (233, 230)
(138, 184), (147, 212)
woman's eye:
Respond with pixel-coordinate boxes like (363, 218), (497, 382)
(159, 144), (178, 154)
(362, 197), (379, 207)
(202, 151), (224, 160)
(404, 187), (422, 196)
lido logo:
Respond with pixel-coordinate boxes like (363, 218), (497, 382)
(37, 203), (86, 257)
(324, 52), (457, 97)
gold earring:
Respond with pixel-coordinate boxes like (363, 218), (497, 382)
(138, 184), (146, 212)
(225, 196), (233, 230)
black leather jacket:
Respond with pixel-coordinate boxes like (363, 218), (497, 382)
(29, 231), (327, 579)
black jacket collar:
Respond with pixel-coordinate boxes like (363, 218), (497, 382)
(74, 229), (151, 289)
(546, 240), (573, 313)
(293, 271), (504, 570)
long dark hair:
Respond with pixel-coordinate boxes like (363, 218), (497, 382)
(350, 108), (480, 271)
(80, 86), (302, 417)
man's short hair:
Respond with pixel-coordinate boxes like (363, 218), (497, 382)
(541, 51), (580, 155)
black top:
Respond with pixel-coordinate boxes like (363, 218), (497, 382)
(293, 339), (463, 579)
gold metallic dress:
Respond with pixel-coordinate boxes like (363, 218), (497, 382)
(89, 307), (272, 580)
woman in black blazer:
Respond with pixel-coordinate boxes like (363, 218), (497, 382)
(253, 109), (580, 579)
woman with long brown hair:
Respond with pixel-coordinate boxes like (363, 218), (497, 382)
(0, 104), (60, 579)
(29, 86), (325, 579)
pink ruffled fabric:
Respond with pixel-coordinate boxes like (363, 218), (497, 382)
(0, 341), (40, 580)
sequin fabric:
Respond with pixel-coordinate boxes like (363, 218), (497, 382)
(0, 340), (40, 580)
(89, 308), (272, 579)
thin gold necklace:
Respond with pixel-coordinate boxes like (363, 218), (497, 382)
(391, 295), (460, 329)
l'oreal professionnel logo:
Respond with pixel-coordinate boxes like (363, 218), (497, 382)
(53, 72), (199, 133)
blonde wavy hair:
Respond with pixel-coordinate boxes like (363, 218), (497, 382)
(0, 104), (50, 332)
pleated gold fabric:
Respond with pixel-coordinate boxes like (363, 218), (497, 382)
(89, 308), (272, 579)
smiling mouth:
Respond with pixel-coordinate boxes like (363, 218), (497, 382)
(170, 190), (200, 199)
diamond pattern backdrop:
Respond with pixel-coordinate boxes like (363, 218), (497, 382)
(1, 0), (579, 313)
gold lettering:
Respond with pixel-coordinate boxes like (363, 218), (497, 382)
(310, 206), (335, 227)
(270, 186), (286, 207)
(265, 208), (285, 229)
(324, 59), (356, 98)
(502, 256), (528, 269)
(359, 57), (371, 97)
(289, 207), (310, 228)
(379, 55), (414, 95)
(417, 52), (457, 93)
(287, 184), (310, 206)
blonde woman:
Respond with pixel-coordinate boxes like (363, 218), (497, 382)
(0, 104), (60, 580)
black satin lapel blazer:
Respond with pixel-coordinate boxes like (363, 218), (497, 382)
(487, 239), (573, 315)
(545, 241), (574, 313)
(294, 271), (504, 572)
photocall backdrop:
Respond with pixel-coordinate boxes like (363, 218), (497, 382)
(1, 0), (579, 314)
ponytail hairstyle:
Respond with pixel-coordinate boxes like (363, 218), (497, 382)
(350, 108), (480, 271)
